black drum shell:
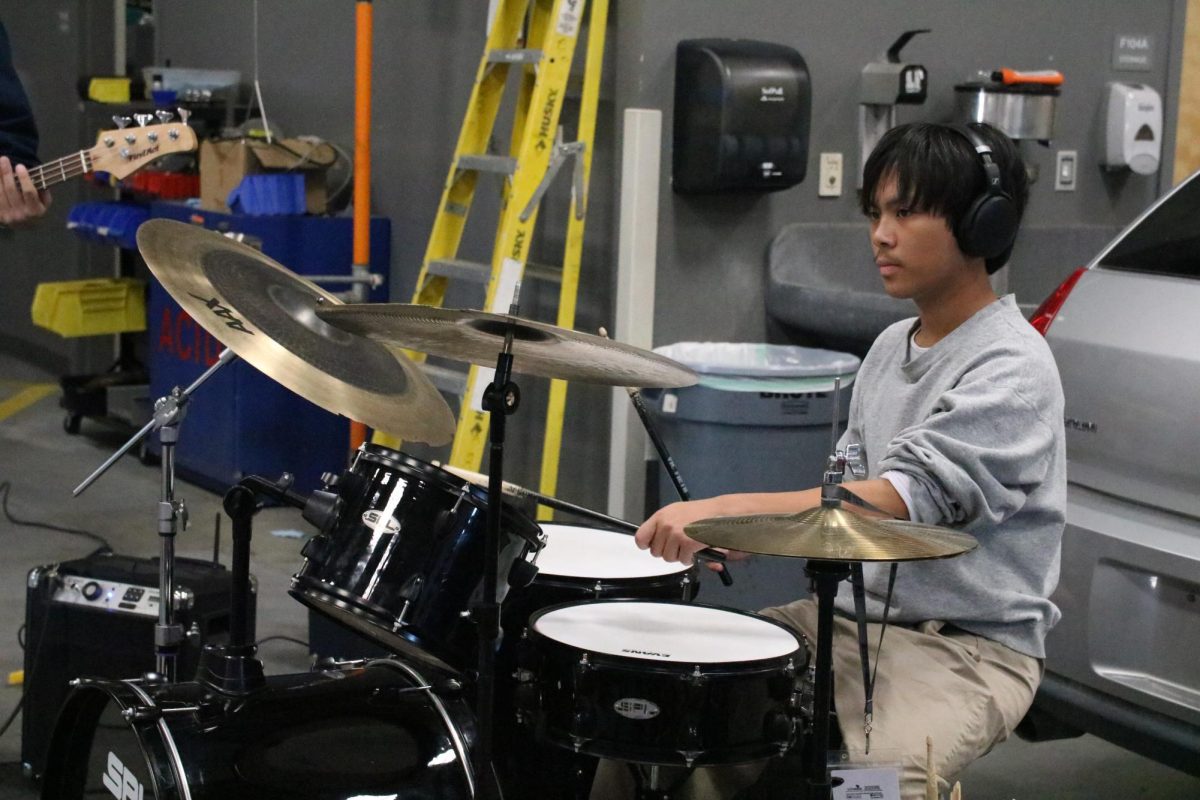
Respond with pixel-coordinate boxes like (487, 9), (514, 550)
(40, 660), (480, 800)
(492, 526), (701, 797)
(524, 600), (806, 767)
(291, 446), (541, 673)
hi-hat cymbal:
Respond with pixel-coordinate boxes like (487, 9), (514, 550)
(136, 220), (455, 445)
(686, 505), (978, 562)
(314, 304), (698, 388)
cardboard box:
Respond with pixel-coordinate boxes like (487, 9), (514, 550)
(199, 138), (335, 214)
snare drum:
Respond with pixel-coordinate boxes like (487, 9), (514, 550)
(41, 659), (484, 799)
(493, 525), (701, 797)
(523, 599), (807, 767)
(291, 445), (542, 673)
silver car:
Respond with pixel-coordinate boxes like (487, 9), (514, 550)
(1019, 169), (1200, 774)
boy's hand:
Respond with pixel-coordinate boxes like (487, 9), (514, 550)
(636, 498), (749, 566)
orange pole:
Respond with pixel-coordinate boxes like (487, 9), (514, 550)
(349, 0), (373, 455)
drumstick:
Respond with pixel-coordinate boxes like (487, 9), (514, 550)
(951, 781), (962, 800)
(599, 327), (734, 587)
(926, 736), (938, 800)
(438, 463), (727, 566)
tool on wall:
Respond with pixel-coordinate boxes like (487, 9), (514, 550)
(859, 29), (929, 185)
(378, 0), (608, 518)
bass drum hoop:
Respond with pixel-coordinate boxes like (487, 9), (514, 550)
(41, 678), (189, 800)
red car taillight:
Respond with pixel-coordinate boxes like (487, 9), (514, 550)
(1029, 267), (1086, 336)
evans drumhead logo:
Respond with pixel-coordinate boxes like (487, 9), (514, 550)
(104, 751), (145, 800)
(614, 698), (660, 720)
(362, 510), (401, 535)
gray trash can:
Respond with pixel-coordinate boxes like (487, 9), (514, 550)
(643, 343), (860, 611)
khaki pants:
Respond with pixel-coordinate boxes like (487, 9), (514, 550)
(591, 599), (1041, 800)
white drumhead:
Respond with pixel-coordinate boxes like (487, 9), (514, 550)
(535, 524), (690, 579)
(533, 601), (800, 663)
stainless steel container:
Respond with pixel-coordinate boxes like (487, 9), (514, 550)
(954, 82), (1059, 141)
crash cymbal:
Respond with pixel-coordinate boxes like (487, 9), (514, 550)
(314, 304), (698, 388)
(136, 220), (455, 445)
(686, 505), (978, 562)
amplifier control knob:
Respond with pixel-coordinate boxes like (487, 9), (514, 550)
(81, 581), (103, 601)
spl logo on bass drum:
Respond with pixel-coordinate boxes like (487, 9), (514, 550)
(362, 510), (402, 535)
(103, 751), (145, 800)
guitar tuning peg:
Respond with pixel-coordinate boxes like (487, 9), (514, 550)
(155, 110), (174, 123)
(133, 113), (154, 127)
(176, 108), (192, 125)
(112, 115), (132, 129)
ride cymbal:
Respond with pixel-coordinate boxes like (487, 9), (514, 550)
(136, 220), (455, 445)
(314, 304), (698, 388)
(686, 505), (978, 562)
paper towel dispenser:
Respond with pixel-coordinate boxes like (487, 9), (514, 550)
(673, 39), (811, 193)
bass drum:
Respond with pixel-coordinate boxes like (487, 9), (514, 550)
(40, 659), (486, 800)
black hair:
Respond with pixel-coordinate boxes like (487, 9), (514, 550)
(859, 122), (1029, 273)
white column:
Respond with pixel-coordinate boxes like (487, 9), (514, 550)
(607, 109), (662, 520)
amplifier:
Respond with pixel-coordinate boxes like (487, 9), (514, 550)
(20, 552), (255, 781)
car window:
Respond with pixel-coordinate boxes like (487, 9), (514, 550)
(1101, 175), (1200, 279)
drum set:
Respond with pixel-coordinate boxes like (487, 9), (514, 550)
(40, 220), (977, 800)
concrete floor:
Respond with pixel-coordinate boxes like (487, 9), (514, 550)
(0, 352), (1198, 799)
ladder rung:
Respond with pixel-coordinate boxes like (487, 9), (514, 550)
(421, 362), (469, 396)
(525, 261), (564, 284)
(457, 154), (517, 175)
(427, 259), (491, 282)
(428, 259), (563, 285)
(488, 49), (543, 64)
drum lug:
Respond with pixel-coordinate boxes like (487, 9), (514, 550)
(784, 657), (796, 677)
(678, 750), (701, 768)
(122, 705), (162, 724)
(392, 600), (412, 630)
(679, 574), (692, 598)
(683, 665), (706, 686)
(592, 580), (603, 598)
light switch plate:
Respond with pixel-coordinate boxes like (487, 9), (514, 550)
(819, 152), (843, 197)
(1055, 150), (1078, 191)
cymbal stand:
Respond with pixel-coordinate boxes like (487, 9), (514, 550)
(74, 348), (237, 682)
(803, 376), (852, 800)
(475, 290), (524, 800)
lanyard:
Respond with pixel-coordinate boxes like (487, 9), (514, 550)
(849, 561), (898, 754)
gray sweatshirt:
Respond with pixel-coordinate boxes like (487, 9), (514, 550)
(832, 295), (1066, 658)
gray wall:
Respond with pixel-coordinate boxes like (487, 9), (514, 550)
(613, 0), (1186, 345)
(0, 0), (1186, 514)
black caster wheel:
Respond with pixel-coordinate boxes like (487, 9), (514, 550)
(63, 413), (82, 435)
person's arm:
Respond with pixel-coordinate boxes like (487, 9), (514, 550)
(634, 476), (908, 565)
(0, 21), (49, 227)
(877, 361), (1060, 528)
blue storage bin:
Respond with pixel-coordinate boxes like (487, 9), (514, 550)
(227, 173), (306, 215)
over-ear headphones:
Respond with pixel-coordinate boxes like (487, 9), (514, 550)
(946, 123), (1019, 261)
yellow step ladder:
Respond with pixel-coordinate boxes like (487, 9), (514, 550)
(384, 0), (607, 518)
